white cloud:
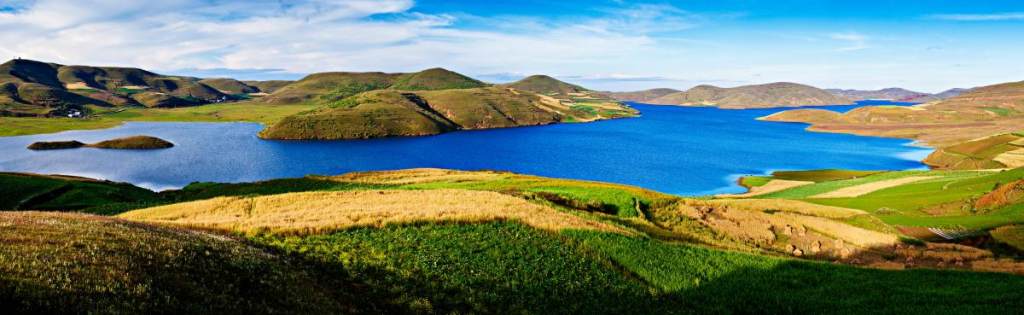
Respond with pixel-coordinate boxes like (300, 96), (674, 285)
(829, 32), (869, 52)
(0, 0), (704, 80)
(930, 12), (1024, 21)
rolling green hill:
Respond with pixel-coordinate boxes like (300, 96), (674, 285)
(242, 80), (293, 93)
(390, 67), (489, 91)
(0, 212), (385, 314)
(258, 70), (637, 140)
(198, 78), (259, 94)
(503, 75), (587, 95)
(260, 86), (640, 140)
(0, 172), (159, 211)
(259, 72), (400, 104)
(0, 58), (239, 113)
(648, 82), (853, 108)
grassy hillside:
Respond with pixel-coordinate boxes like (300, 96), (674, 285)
(260, 87), (636, 140)
(0, 173), (159, 211)
(924, 133), (1024, 170)
(390, 68), (489, 91)
(503, 75), (587, 95)
(242, 80), (293, 93)
(0, 212), (385, 314)
(762, 80), (1024, 148)
(198, 78), (259, 94)
(648, 82), (853, 108)
(0, 59), (234, 114)
(744, 168), (1024, 230)
(260, 72), (399, 104)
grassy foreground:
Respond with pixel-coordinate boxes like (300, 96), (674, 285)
(5, 168), (1024, 313)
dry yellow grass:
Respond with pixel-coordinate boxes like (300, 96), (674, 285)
(327, 168), (507, 185)
(707, 199), (868, 219)
(716, 179), (813, 198)
(777, 213), (898, 248)
(810, 176), (938, 198)
(118, 189), (627, 235)
(994, 148), (1024, 168)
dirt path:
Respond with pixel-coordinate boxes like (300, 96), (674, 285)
(716, 179), (813, 198)
(810, 176), (938, 199)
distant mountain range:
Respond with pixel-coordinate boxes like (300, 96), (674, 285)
(610, 82), (852, 109)
(826, 87), (969, 103)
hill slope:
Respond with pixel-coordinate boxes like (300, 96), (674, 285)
(260, 87), (637, 140)
(827, 87), (968, 103)
(0, 212), (382, 314)
(763, 80), (1024, 148)
(390, 68), (489, 91)
(607, 88), (682, 103)
(648, 82), (852, 108)
(502, 75), (587, 95)
(0, 59), (237, 113)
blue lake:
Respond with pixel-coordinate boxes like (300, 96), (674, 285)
(0, 102), (931, 195)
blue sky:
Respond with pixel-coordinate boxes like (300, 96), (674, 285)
(1, 0), (1022, 92)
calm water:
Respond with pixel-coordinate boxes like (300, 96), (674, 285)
(0, 102), (930, 195)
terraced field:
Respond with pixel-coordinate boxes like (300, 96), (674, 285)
(742, 168), (1024, 233)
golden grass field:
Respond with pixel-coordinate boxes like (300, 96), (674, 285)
(809, 176), (938, 198)
(716, 179), (812, 198)
(119, 189), (628, 235)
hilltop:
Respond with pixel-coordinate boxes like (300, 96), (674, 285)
(606, 88), (682, 103)
(642, 82), (852, 108)
(502, 75), (588, 95)
(763, 80), (1024, 148)
(827, 87), (968, 103)
(258, 68), (488, 105)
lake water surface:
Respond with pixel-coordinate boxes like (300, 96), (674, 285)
(0, 102), (931, 195)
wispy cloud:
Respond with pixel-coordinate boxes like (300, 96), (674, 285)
(0, 0), (709, 78)
(929, 12), (1024, 21)
(829, 32), (869, 51)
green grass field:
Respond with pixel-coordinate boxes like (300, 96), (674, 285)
(0, 173), (159, 211)
(6, 168), (1024, 313)
(748, 168), (1024, 229)
(0, 102), (318, 136)
(250, 222), (1024, 314)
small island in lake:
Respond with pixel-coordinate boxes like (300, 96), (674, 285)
(28, 135), (174, 151)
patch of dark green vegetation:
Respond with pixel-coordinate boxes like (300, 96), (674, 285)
(27, 135), (173, 151)
(0, 173), (159, 211)
(89, 135), (174, 149)
(771, 169), (884, 182)
(568, 231), (1024, 314)
(26, 140), (85, 150)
